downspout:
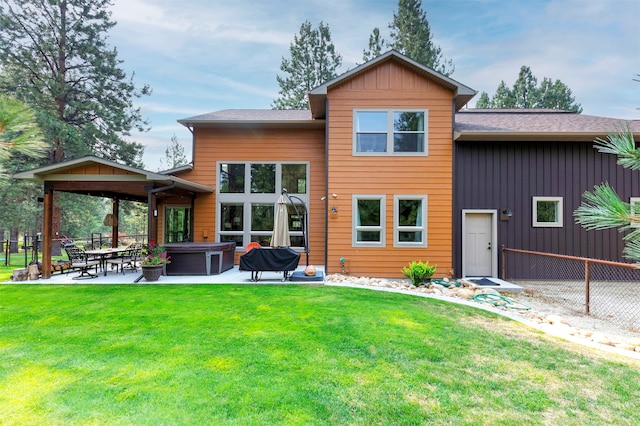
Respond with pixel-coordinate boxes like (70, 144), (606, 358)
(185, 124), (195, 167)
(147, 182), (176, 243)
(324, 99), (329, 274)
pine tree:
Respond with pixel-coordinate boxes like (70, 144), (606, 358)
(479, 66), (582, 112)
(574, 126), (640, 262)
(388, 0), (454, 75)
(159, 134), (189, 171)
(475, 92), (490, 108)
(0, 0), (151, 166)
(0, 94), (46, 172)
(272, 21), (342, 110)
(362, 27), (386, 63)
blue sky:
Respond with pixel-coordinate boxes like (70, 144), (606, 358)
(107, 0), (640, 171)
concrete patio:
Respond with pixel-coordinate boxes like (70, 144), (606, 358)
(5, 264), (326, 285)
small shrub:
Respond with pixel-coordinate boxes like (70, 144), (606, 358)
(402, 260), (436, 287)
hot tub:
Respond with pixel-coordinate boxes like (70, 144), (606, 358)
(163, 242), (236, 275)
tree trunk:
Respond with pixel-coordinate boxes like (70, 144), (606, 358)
(10, 228), (19, 253)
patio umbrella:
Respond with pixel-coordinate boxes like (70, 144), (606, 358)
(270, 194), (290, 247)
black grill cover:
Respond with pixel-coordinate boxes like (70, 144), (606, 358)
(239, 247), (300, 272)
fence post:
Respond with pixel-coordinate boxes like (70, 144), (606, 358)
(585, 260), (590, 315)
(501, 245), (506, 280)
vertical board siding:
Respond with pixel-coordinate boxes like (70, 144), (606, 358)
(453, 140), (640, 278)
(326, 60), (455, 278)
(179, 127), (326, 266)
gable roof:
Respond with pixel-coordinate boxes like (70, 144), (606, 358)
(308, 50), (477, 118)
(14, 156), (213, 196)
(454, 109), (640, 142)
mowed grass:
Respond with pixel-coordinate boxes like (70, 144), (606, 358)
(0, 285), (638, 425)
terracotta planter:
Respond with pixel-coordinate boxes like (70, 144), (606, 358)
(141, 265), (164, 282)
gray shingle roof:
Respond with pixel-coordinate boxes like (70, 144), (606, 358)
(178, 108), (640, 141)
(454, 109), (640, 141)
(179, 109), (313, 124)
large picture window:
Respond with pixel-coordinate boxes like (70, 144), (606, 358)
(217, 162), (308, 249)
(394, 196), (427, 247)
(532, 196), (563, 227)
(354, 110), (428, 155)
(353, 195), (386, 247)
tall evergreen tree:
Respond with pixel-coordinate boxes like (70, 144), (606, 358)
(476, 65), (582, 112)
(362, 27), (386, 63)
(158, 134), (189, 171)
(474, 92), (490, 109)
(0, 0), (151, 167)
(388, 0), (453, 75)
(272, 21), (342, 110)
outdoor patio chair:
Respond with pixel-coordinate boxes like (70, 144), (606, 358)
(64, 246), (100, 279)
(106, 242), (143, 274)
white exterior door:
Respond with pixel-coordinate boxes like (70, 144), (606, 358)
(462, 210), (497, 277)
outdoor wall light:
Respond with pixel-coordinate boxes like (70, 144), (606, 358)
(500, 208), (513, 221)
(331, 207), (338, 214)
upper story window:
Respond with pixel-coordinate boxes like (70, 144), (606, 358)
(532, 196), (563, 227)
(354, 110), (428, 155)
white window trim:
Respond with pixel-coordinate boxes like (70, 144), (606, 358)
(352, 195), (386, 247)
(394, 195), (428, 248)
(353, 109), (428, 156)
(532, 196), (563, 228)
(630, 197), (640, 228)
(216, 161), (309, 249)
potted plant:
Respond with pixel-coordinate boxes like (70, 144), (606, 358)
(141, 242), (171, 281)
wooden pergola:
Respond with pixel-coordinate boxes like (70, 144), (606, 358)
(14, 156), (213, 278)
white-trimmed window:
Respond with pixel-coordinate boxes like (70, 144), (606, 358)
(353, 110), (428, 155)
(532, 196), (563, 227)
(394, 196), (427, 247)
(353, 195), (386, 247)
(630, 197), (640, 228)
(217, 162), (308, 249)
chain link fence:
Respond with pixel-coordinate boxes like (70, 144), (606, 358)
(502, 247), (640, 332)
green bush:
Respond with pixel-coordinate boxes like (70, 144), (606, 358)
(402, 260), (436, 287)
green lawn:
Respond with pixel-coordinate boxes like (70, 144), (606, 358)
(0, 285), (638, 425)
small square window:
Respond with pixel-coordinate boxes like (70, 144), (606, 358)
(532, 197), (563, 227)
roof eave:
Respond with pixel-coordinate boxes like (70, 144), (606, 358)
(455, 131), (620, 142)
(178, 119), (325, 129)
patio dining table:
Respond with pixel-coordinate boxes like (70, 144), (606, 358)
(85, 248), (129, 276)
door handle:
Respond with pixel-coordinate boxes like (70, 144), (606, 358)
(487, 242), (492, 250)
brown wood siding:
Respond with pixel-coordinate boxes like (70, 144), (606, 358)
(67, 164), (139, 175)
(326, 61), (455, 278)
(453, 140), (640, 278)
(178, 127), (326, 266)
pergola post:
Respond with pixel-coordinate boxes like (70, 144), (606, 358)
(42, 186), (54, 279)
(112, 198), (119, 247)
